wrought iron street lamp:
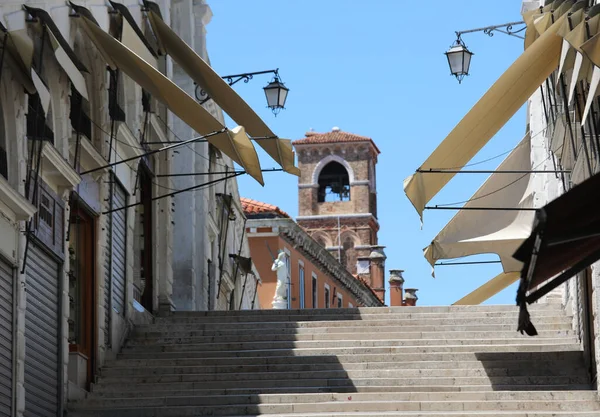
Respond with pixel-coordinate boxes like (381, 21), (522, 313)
(445, 38), (473, 84)
(445, 21), (526, 83)
(263, 75), (289, 116)
(195, 68), (289, 116)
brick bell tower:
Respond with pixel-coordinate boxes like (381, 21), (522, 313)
(292, 127), (386, 302)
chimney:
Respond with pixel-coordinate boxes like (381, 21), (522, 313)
(369, 246), (386, 302)
(389, 269), (405, 307)
(404, 288), (418, 306)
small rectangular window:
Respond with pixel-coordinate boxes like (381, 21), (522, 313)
(312, 274), (318, 308)
(299, 265), (305, 309)
(324, 285), (330, 309)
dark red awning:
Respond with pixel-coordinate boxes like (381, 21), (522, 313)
(512, 171), (600, 336)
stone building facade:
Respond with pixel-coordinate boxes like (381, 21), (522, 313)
(167, 0), (259, 313)
(293, 128), (387, 301)
(0, 1), (261, 415)
(521, 0), (600, 389)
(241, 198), (384, 309)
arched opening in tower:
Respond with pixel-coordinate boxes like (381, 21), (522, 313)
(317, 162), (350, 202)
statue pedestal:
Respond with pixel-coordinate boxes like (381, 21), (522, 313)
(272, 300), (287, 310)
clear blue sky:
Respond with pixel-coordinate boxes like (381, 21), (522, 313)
(207, 0), (528, 306)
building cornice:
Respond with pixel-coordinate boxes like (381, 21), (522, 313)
(41, 142), (82, 190)
(247, 217), (383, 307)
(296, 213), (379, 227)
(0, 177), (37, 221)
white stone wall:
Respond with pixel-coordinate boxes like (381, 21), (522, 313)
(522, 0), (600, 389)
(170, 0), (260, 312)
(0, 0), (177, 412)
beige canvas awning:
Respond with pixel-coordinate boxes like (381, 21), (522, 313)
(557, 8), (586, 86)
(403, 9), (568, 222)
(72, 9), (264, 184)
(580, 31), (600, 123)
(109, 1), (158, 69)
(144, 3), (300, 176)
(423, 133), (535, 276)
(563, 13), (600, 103)
(1, 12), (36, 94)
(453, 272), (520, 305)
(23, 6), (89, 100)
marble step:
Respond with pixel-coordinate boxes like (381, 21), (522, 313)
(101, 359), (585, 376)
(81, 390), (600, 403)
(90, 374), (591, 393)
(68, 398), (600, 416)
(97, 367), (589, 384)
(87, 384), (595, 398)
(109, 350), (586, 367)
(119, 343), (582, 358)
(163, 304), (560, 317)
(153, 310), (568, 323)
(142, 316), (570, 329)
(133, 322), (574, 336)
(129, 330), (574, 344)
(124, 337), (579, 350)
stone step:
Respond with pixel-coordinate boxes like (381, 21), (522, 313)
(124, 337), (579, 350)
(143, 316), (570, 329)
(81, 390), (600, 404)
(113, 350), (585, 365)
(101, 359), (585, 376)
(68, 398), (600, 416)
(91, 375), (591, 392)
(153, 310), (568, 323)
(98, 367), (589, 384)
(163, 304), (561, 317)
(129, 330), (574, 344)
(87, 384), (595, 398)
(134, 322), (575, 336)
(120, 343), (582, 358)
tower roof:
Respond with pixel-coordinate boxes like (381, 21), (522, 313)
(241, 197), (290, 219)
(292, 128), (380, 154)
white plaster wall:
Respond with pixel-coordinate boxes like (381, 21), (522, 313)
(522, 0), (600, 390)
(0, 0), (177, 412)
(170, 0), (260, 312)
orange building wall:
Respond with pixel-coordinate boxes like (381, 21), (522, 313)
(248, 231), (363, 309)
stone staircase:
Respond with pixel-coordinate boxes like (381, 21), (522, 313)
(68, 304), (600, 416)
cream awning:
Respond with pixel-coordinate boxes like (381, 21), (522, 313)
(72, 8), (264, 184)
(23, 6), (89, 100)
(580, 30), (600, 123)
(404, 8), (569, 221)
(563, 13), (600, 103)
(423, 133), (535, 276)
(109, 1), (158, 69)
(144, 2), (300, 177)
(523, 1), (572, 49)
(453, 272), (520, 305)
(1, 12), (36, 94)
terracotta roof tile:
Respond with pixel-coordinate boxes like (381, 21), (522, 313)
(241, 197), (290, 219)
(292, 130), (380, 154)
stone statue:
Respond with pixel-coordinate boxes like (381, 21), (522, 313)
(271, 251), (288, 309)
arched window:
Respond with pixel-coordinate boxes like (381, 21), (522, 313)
(0, 100), (6, 180)
(317, 161), (350, 202)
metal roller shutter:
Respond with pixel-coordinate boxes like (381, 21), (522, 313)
(0, 258), (14, 417)
(104, 182), (112, 348)
(111, 181), (127, 314)
(24, 243), (60, 417)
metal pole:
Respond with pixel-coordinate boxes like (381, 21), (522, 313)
(418, 169), (570, 174)
(81, 130), (225, 175)
(435, 260), (502, 266)
(424, 206), (538, 211)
